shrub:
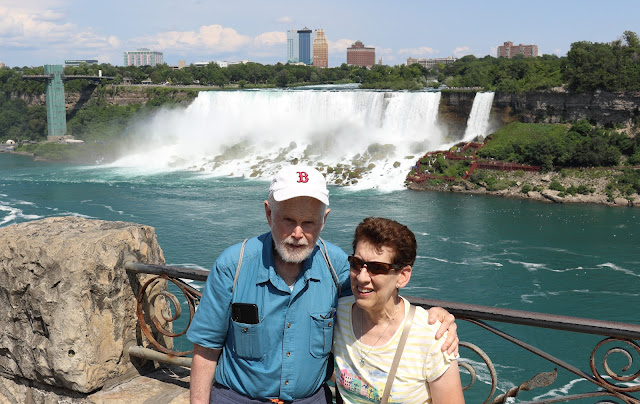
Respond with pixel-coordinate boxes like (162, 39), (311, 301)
(577, 184), (594, 194)
(486, 178), (511, 191)
(549, 180), (565, 192)
(521, 184), (532, 193)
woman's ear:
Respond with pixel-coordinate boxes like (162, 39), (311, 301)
(397, 265), (412, 288)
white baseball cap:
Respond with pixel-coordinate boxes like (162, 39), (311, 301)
(269, 165), (329, 206)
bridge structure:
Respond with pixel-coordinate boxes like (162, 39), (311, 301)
(23, 64), (114, 141)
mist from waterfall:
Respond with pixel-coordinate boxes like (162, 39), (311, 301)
(110, 89), (446, 190)
(462, 92), (495, 142)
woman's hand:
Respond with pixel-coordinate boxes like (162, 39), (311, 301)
(427, 306), (459, 356)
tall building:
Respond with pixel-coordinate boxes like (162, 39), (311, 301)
(497, 41), (538, 58)
(297, 27), (313, 65)
(123, 48), (164, 67)
(287, 30), (300, 63)
(312, 29), (328, 68)
(406, 56), (457, 69)
(346, 41), (375, 68)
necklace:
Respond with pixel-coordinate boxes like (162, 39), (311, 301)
(356, 301), (399, 366)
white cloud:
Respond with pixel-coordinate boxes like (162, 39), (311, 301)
(0, 3), (118, 65)
(108, 36), (121, 48)
(133, 24), (252, 53)
(328, 38), (355, 54)
(254, 31), (286, 48)
(453, 46), (471, 57)
(397, 46), (436, 56)
(275, 16), (293, 24)
(0, 5), (74, 44)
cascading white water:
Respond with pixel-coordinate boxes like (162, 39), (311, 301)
(462, 92), (495, 142)
(111, 89), (446, 190)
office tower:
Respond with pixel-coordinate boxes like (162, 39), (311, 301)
(312, 29), (328, 68)
(287, 30), (300, 63)
(123, 48), (164, 67)
(346, 41), (375, 68)
(297, 27), (312, 65)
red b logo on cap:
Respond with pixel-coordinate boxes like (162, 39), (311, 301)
(297, 171), (309, 183)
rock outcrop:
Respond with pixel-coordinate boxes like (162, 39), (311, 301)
(0, 216), (167, 397)
(439, 90), (640, 137)
(408, 168), (640, 208)
(493, 90), (640, 128)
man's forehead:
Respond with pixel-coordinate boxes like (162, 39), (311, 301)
(273, 197), (326, 214)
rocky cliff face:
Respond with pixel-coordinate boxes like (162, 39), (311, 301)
(439, 91), (475, 139)
(438, 90), (640, 140)
(0, 217), (168, 398)
(15, 87), (151, 108)
(493, 90), (640, 127)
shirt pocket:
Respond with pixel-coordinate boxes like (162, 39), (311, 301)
(231, 320), (264, 360)
(309, 311), (334, 358)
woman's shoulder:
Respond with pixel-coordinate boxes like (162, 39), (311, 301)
(407, 302), (442, 337)
(337, 296), (355, 316)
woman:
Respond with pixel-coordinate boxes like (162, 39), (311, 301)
(333, 217), (464, 404)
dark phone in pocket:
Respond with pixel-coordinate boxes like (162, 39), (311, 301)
(231, 303), (259, 324)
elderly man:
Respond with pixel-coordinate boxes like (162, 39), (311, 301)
(187, 165), (457, 403)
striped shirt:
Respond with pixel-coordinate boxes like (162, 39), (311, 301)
(333, 296), (454, 403)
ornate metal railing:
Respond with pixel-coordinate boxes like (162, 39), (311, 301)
(125, 262), (640, 404)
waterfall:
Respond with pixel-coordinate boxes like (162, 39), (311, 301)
(463, 92), (495, 142)
(111, 89), (446, 190)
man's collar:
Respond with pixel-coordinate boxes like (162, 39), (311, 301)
(257, 234), (322, 285)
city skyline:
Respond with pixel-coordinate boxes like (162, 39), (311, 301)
(1, 0), (639, 68)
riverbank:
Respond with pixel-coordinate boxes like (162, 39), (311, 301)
(408, 167), (640, 207)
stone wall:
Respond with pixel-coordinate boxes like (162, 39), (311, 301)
(0, 217), (169, 400)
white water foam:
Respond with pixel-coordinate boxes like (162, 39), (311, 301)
(598, 262), (639, 277)
(463, 92), (495, 142)
(0, 202), (42, 226)
(109, 90), (452, 190)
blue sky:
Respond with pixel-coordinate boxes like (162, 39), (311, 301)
(1, 0), (639, 68)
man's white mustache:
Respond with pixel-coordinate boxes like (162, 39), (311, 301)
(283, 236), (309, 246)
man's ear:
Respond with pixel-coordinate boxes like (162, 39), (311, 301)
(264, 200), (272, 227)
(321, 208), (331, 230)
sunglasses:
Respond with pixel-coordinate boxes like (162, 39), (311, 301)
(348, 255), (402, 275)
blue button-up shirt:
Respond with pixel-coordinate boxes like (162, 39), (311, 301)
(187, 232), (351, 401)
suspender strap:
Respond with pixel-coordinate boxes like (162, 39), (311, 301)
(316, 237), (341, 298)
(232, 238), (249, 294)
(380, 304), (416, 404)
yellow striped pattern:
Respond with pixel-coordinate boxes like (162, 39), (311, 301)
(333, 296), (454, 403)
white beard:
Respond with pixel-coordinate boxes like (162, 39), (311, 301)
(274, 235), (314, 263)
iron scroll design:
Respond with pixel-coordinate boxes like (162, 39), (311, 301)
(126, 263), (640, 403)
(126, 261), (207, 356)
(455, 318), (640, 403)
(132, 267), (203, 357)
